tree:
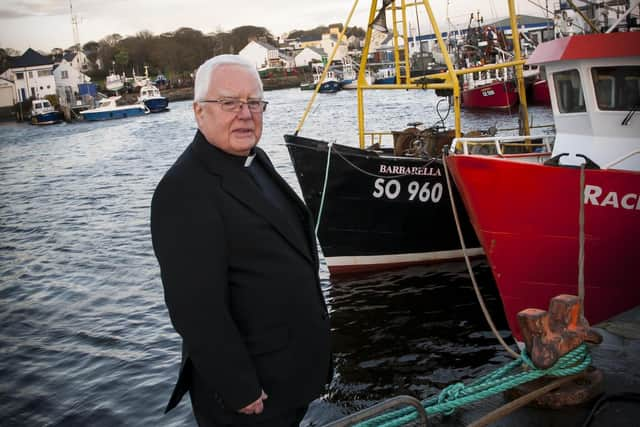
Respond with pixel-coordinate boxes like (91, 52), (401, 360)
(83, 41), (100, 63)
(114, 48), (129, 72)
(230, 26), (277, 51)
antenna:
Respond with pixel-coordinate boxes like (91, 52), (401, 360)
(70, 0), (80, 50)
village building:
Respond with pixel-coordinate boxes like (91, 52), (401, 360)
(294, 46), (326, 68)
(0, 77), (16, 115)
(320, 27), (349, 61)
(239, 40), (294, 70)
(0, 48), (56, 102)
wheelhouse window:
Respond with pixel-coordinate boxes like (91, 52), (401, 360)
(592, 66), (640, 111)
(553, 69), (586, 113)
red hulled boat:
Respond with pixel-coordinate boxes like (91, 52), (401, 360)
(462, 79), (519, 109)
(447, 31), (640, 341)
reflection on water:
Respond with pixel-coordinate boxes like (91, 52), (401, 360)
(306, 262), (513, 426)
(0, 90), (535, 426)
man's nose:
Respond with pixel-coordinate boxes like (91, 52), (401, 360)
(237, 103), (253, 117)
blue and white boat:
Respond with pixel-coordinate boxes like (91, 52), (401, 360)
(80, 96), (148, 121)
(138, 84), (169, 113)
(30, 99), (64, 125)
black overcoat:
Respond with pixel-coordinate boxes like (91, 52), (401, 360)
(151, 131), (331, 422)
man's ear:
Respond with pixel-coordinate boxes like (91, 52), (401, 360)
(193, 101), (202, 123)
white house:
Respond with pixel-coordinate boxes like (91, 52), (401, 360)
(321, 32), (348, 61)
(239, 40), (280, 70)
(2, 48), (56, 102)
(294, 47), (325, 68)
(53, 59), (91, 92)
(0, 77), (16, 108)
(62, 51), (90, 74)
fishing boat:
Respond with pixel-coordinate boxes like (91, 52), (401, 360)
(29, 99), (63, 125)
(138, 83), (169, 113)
(80, 96), (148, 121)
(457, 19), (519, 110)
(446, 31), (640, 340)
(300, 64), (342, 93)
(105, 72), (125, 92)
(284, 0), (519, 275)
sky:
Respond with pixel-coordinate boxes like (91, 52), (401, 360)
(0, 0), (545, 53)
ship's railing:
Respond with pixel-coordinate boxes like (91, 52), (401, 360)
(450, 135), (554, 156)
(363, 130), (394, 147)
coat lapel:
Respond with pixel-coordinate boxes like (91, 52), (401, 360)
(191, 132), (316, 266)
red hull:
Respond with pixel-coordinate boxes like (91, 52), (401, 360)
(531, 79), (551, 105)
(447, 155), (640, 340)
(462, 80), (519, 109)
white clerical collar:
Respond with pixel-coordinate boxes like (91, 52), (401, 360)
(244, 150), (256, 167)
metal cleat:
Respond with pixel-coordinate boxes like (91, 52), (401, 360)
(517, 294), (603, 370)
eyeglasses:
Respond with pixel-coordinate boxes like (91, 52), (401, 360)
(199, 98), (268, 113)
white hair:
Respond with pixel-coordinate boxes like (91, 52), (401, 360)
(193, 54), (263, 101)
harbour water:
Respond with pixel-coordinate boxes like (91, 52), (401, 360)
(0, 89), (554, 426)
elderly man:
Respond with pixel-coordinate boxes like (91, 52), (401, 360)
(151, 55), (332, 426)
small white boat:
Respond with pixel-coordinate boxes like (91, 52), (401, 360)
(138, 84), (169, 113)
(80, 96), (148, 121)
(105, 73), (125, 92)
(30, 99), (63, 125)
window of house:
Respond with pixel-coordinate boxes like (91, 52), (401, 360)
(38, 70), (51, 77)
(61, 70), (69, 79)
(16, 72), (24, 80)
(29, 71), (33, 78)
(592, 66), (640, 111)
(553, 69), (586, 113)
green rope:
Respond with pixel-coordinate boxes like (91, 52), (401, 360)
(354, 344), (592, 427)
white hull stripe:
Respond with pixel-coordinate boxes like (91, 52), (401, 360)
(325, 248), (485, 267)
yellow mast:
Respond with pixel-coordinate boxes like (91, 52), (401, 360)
(508, 0), (530, 136)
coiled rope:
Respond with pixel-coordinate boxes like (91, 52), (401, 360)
(353, 344), (592, 427)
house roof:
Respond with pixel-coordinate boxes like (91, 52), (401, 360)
(10, 48), (53, 68)
(254, 40), (277, 50)
(63, 51), (77, 62)
(306, 47), (325, 56)
(528, 31), (640, 65)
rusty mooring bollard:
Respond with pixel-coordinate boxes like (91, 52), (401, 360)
(505, 294), (604, 409)
(517, 294), (602, 370)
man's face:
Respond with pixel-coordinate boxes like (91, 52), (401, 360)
(193, 64), (263, 156)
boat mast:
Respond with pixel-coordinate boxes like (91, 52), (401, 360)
(507, 0), (530, 136)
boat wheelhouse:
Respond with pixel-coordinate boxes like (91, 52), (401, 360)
(446, 31), (640, 340)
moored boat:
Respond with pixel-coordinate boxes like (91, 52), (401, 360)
(138, 83), (169, 113)
(446, 31), (640, 341)
(462, 77), (519, 109)
(286, 133), (482, 274)
(105, 72), (125, 92)
(29, 99), (63, 125)
(80, 96), (148, 121)
(284, 1), (508, 275)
